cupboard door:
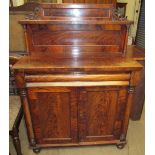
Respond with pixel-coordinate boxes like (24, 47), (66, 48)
(78, 86), (128, 142)
(27, 87), (78, 144)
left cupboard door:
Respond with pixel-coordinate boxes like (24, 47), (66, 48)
(27, 87), (78, 145)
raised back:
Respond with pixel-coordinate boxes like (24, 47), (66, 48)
(39, 3), (114, 20)
(19, 3), (132, 58)
(62, 0), (117, 4)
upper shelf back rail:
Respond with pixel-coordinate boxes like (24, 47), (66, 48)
(31, 3), (115, 19)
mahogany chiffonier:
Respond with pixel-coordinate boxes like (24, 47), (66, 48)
(13, 3), (143, 153)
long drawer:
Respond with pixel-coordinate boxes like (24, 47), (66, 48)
(25, 73), (131, 82)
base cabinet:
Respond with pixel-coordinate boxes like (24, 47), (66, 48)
(26, 86), (128, 148)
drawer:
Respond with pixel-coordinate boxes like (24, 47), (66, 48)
(25, 73), (130, 87)
(25, 73), (130, 82)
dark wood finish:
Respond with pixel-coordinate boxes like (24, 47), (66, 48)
(125, 46), (145, 120)
(13, 56), (142, 73)
(19, 3), (132, 56)
(78, 86), (128, 142)
(13, 3), (143, 152)
(14, 56), (142, 150)
(10, 45), (145, 120)
(130, 60), (145, 120)
(27, 87), (78, 144)
(9, 45), (145, 60)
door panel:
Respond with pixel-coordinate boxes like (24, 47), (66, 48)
(27, 87), (78, 144)
(78, 86), (128, 142)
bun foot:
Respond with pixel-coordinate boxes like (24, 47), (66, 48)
(33, 148), (41, 154)
(116, 143), (125, 149)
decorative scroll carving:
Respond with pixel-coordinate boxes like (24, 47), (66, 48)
(112, 8), (127, 21)
(25, 7), (42, 20)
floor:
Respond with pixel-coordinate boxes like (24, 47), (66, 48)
(9, 98), (144, 155)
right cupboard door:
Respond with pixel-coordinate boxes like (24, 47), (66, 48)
(78, 86), (128, 143)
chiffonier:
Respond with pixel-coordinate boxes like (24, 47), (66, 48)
(13, 3), (143, 153)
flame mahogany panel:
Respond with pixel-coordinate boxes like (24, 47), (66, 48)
(78, 86), (128, 142)
(28, 87), (78, 144)
(26, 24), (127, 56)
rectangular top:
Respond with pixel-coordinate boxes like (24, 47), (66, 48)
(13, 56), (142, 72)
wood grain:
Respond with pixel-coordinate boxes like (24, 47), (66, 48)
(14, 3), (143, 150)
(19, 3), (132, 56)
(28, 87), (78, 144)
(78, 86), (127, 142)
(25, 74), (130, 82)
(26, 81), (129, 87)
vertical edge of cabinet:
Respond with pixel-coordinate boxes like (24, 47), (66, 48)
(120, 69), (142, 140)
(14, 70), (36, 147)
(120, 86), (135, 141)
(130, 61), (145, 120)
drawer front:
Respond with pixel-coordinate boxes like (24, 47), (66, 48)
(25, 73), (131, 82)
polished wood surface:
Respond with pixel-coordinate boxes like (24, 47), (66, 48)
(10, 45), (145, 60)
(14, 3), (143, 152)
(10, 41), (145, 120)
(26, 81), (129, 87)
(25, 73), (131, 82)
(78, 86), (127, 142)
(19, 3), (132, 56)
(14, 56), (142, 151)
(125, 46), (144, 120)
(13, 57), (142, 70)
(130, 60), (145, 120)
(28, 87), (78, 144)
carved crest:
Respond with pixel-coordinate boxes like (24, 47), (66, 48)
(25, 6), (42, 20)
